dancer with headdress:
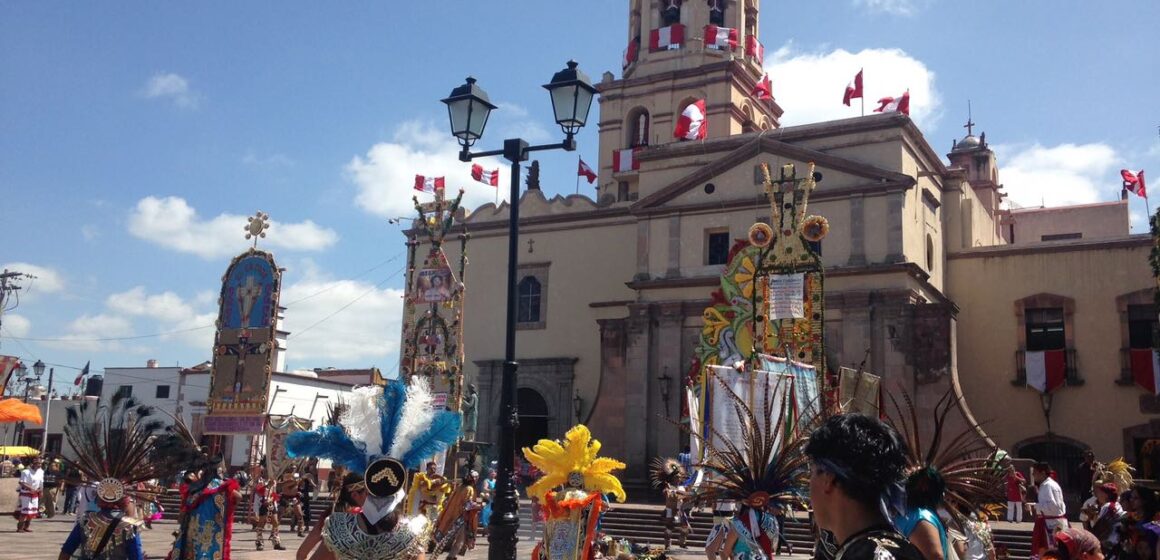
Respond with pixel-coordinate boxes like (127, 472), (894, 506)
(297, 471), (369, 560)
(54, 395), (181, 560)
(522, 424), (626, 560)
(430, 470), (480, 560)
(651, 457), (693, 549)
(690, 371), (812, 560)
(406, 461), (453, 520)
(884, 389), (1005, 560)
(286, 378), (460, 560)
(156, 418), (243, 560)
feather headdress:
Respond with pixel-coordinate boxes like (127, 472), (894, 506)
(286, 377), (460, 524)
(687, 369), (812, 509)
(885, 387), (1004, 522)
(1094, 458), (1135, 494)
(650, 457), (686, 488)
(60, 392), (181, 505)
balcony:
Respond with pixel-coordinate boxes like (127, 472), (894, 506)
(1012, 348), (1083, 387)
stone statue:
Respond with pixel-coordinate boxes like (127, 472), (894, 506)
(461, 384), (479, 441)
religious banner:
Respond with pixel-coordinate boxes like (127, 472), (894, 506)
(767, 273), (805, 320)
(838, 367), (881, 417)
(705, 365), (791, 456)
(400, 187), (468, 420)
(206, 212), (282, 432)
(265, 415), (312, 480)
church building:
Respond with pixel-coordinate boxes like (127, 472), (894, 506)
(407, 0), (1157, 493)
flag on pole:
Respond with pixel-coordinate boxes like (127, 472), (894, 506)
(74, 361), (90, 386)
(843, 69), (863, 106)
(577, 159), (597, 184)
(873, 90), (910, 115)
(1122, 169), (1147, 198)
(674, 99), (708, 140)
(1025, 350), (1066, 393)
(752, 74), (773, 100)
(470, 164), (499, 187)
(414, 175), (445, 192)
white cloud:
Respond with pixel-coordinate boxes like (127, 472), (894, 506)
(767, 44), (942, 132)
(853, 0), (923, 16)
(140, 72), (200, 109)
(994, 142), (1121, 208)
(0, 262), (65, 295)
(107, 286), (200, 324)
(347, 120), (510, 218)
(127, 196), (339, 259)
(50, 313), (136, 352)
(2, 314), (30, 338)
(494, 102), (552, 144)
(280, 270), (405, 366)
(81, 225), (99, 242)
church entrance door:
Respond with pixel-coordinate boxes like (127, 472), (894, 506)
(516, 387), (550, 451)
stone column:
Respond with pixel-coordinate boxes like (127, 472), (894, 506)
(623, 303), (653, 479)
(666, 216), (682, 278)
(885, 193), (905, 263)
(848, 195), (867, 266)
(653, 302), (685, 459)
(590, 318), (629, 459)
(635, 220), (651, 281)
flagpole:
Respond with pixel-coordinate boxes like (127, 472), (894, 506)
(575, 155), (581, 195)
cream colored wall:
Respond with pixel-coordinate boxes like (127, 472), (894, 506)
(1009, 202), (1129, 245)
(948, 243), (1153, 459)
(428, 216), (637, 421)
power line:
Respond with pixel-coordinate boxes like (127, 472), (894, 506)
(289, 265), (406, 339)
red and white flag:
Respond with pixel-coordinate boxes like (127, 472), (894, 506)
(470, 164), (499, 187)
(578, 159), (598, 183)
(1130, 349), (1160, 395)
(0, 355), (21, 393)
(752, 74), (773, 100)
(414, 175), (445, 193)
(1122, 169), (1147, 198)
(843, 69), (863, 106)
(612, 148), (641, 173)
(623, 41), (639, 70)
(873, 90), (910, 115)
(1025, 349), (1066, 393)
(674, 99), (708, 140)
(74, 361), (90, 386)
(703, 25), (738, 50)
(745, 36), (764, 64)
(650, 23), (684, 51)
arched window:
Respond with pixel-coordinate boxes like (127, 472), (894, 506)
(626, 107), (650, 147)
(707, 0), (725, 26)
(925, 234), (935, 272)
(660, 0), (681, 26)
(517, 276), (542, 324)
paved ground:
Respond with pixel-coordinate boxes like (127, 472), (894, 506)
(1, 509), (1034, 560)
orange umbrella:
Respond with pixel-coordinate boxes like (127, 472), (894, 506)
(0, 398), (42, 424)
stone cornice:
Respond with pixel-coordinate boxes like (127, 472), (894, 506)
(947, 235), (1150, 259)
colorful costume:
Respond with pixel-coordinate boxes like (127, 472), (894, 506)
(406, 469), (452, 519)
(431, 473), (480, 559)
(522, 425), (627, 560)
(650, 457), (692, 549)
(171, 477), (241, 560)
(56, 395), (182, 560)
(286, 379), (461, 560)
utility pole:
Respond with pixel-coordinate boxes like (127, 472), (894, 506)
(0, 269), (35, 346)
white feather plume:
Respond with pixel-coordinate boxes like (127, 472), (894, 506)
(388, 377), (436, 459)
(343, 385), (384, 456)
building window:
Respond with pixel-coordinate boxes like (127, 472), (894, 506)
(660, 0), (680, 26)
(156, 385), (171, 399)
(518, 277), (542, 325)
(115, 385), (132, 399)
(706, 230), (730, 265)
(925, 234), (935, 272)
(1025, 308), (1065, 351)
(1118, 291), (1159, 385)
(1128, 305), (1159, 349)
(627, 108), (650, 147)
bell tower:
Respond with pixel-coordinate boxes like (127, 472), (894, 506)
(598, 0), (783, 202)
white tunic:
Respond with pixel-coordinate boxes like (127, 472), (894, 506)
(18, 467), (44, 515)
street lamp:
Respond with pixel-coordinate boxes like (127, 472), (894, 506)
(442, 60), (596, 560)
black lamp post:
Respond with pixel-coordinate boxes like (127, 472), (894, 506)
(442, 60), (596, 560)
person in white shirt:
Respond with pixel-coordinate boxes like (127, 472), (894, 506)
(1032, 462), (1069, 556)
(16, 456), (45, 532)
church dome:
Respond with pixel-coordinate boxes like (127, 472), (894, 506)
(953, 134), (981, 151)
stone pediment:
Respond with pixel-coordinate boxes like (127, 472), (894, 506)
(462, 189), (606, 225)
(630, 134), (915, 214)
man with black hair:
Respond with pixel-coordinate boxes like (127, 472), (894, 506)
(1033, 462), (1069, 556)
(806, 414), (924, 560)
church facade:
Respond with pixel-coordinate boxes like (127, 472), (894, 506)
(407, 0), (1158, 489)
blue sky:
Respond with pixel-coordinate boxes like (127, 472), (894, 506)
(2, 0), (1157, 395)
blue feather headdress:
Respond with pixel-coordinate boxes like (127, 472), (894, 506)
(286, 377), (460, 521)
